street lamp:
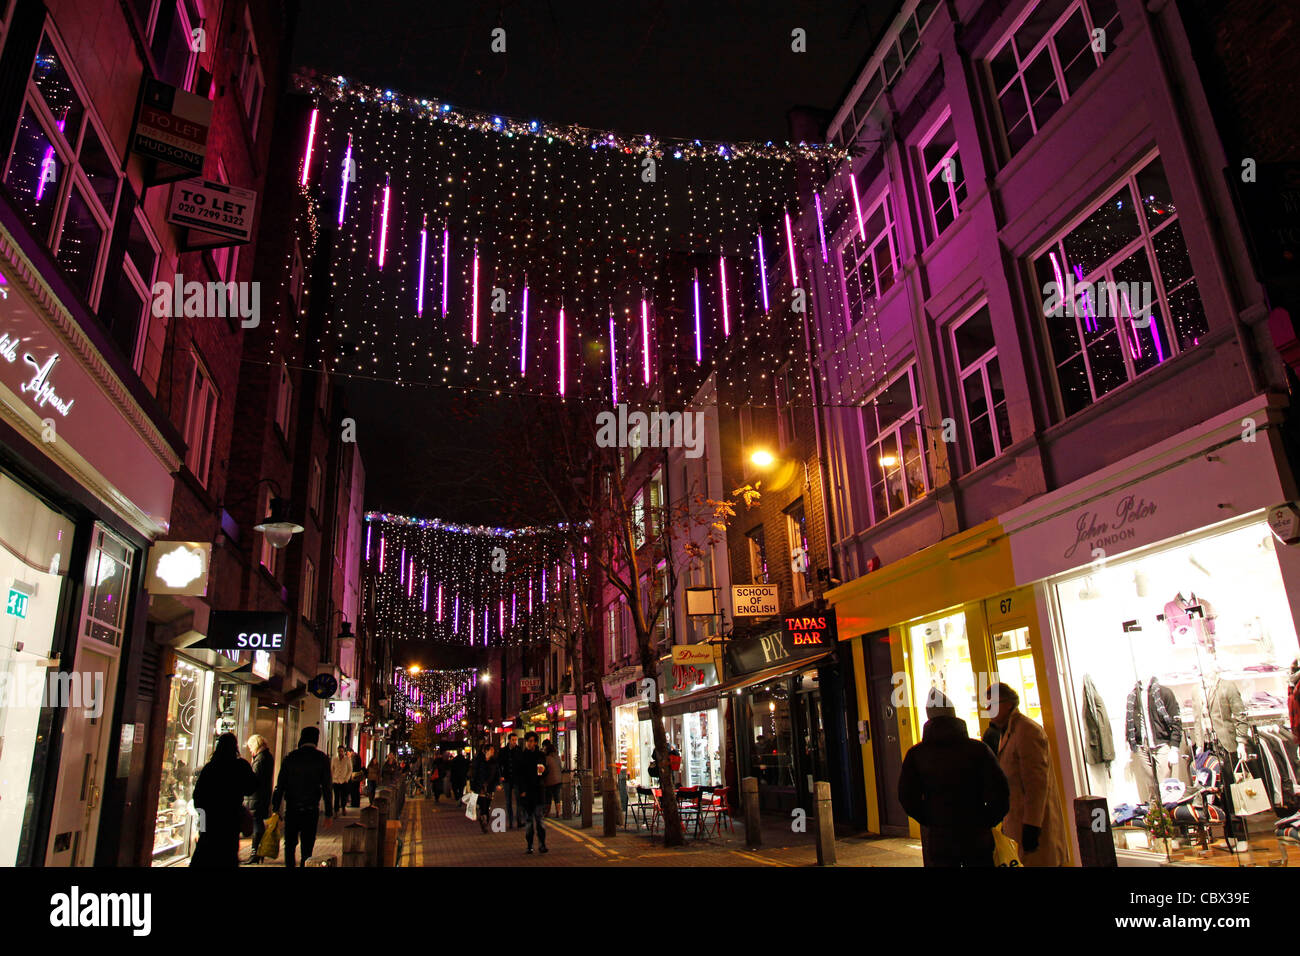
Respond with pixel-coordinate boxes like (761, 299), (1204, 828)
(408, 664), (421, 675)
(253, 480), (304, 549)
(481, 671), (491, 683)
(750, 449), (774, 468)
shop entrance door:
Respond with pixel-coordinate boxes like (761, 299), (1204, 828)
(864, 631), (908, 835)
(796, 689), (826, 809)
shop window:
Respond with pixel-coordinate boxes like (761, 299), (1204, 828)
(301, 557), (316, 621)
(746, 681), (796, 789)
(860, 364), (929, 523)
(183, 354), (218, 486)
(1054, 521), (1299, 860)
(101, 206), (160, 373)
(153, 658), (212, 864)
(989, 0), (1123, 156)
(908, 611), (981, 739)
(786, 502), (810, 606)
(3, 32), (122, 307)
(82, 527), (133, 647)
(991, 626), (1043, 724)
(236, 7), (264, 137)
(838, 187), (899, 326)
(951, 304), (1012, 467)
(605, 604), (619, 665)
(1033, 154), (1205, 419)
(274, 361), (293, 438)
(775, 361), (797, 447)
(919, 110), (967, 239)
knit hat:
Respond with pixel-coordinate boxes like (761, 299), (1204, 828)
(925, 687), (956, 719)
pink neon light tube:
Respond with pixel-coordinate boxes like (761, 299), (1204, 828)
(337, 134), (352, 226)
(471, 245), (480, 343)
(814, 192), (828, 262)
(558, 306), (566, 395)
(609, 312), (618, 404)
(301, 108), (317, 187)
(785, 210), (799, 287)
(377, 176), (390, 269)
(641, 298), (651, 384)
(757, 234), (769, 313)
(520, 282), (529, 376)
(441, 227), (450, 317)
(719, 254), (730, 337)
(694, 269), (702, 363)
(417, 217), (427, 317)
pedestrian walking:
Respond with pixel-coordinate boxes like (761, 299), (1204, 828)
(897, 690), (1010, 867)
(366, 756), (380, 804)
(244, 734), (274, 864)
(500, 734), (520, 827)
(431, 752), (448, 802)
(349, 747), (364, 807)
(381, 753), (400, 789)
(271, 726), (334, 867)
(541, 739), (562, 816)
(514, 731), (549, 854)
(190, 732), (257, 867)
(449, 749), (469, 801)
(985, 682), (1069, 866)
(331, 745), (353, 817)
(471, 744), (501, 832)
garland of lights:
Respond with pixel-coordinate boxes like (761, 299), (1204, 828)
(365, 513), (578, 647)
(293, 69), (848, 163)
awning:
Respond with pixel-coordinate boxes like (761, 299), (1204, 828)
(638, 651), (831, 720)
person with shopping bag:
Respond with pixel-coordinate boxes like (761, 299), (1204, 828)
(245, 735), (274, 864)
(898, 689), (1010, 867)
(986, 682), (1069, 866)
(471, 745), (501, 833)
(191, 732), (258, 867)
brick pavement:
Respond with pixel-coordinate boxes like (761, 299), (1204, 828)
(399, 789), (923, 867)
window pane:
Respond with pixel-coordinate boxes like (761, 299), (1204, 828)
(954, 306), (996, 368)
(900, 18), (920, 58)
(1167, 281), (1208, 350)
(875, 373), (913, 428)
(1061, 184), (1141, 273)
(32, 37), (84, 147)
(103, 268), (146, 361)
(867, 454), (888, 520)
(78, 123), (119, 214)
(994, 400), (1014, 451)
(1112, 246), (1167, 373)
(124, 211), (158, 284)
(1136, 158), (1177, 231)
(963, 370), (990, 421)
(1151, 219), (1193, 291)
(56, 185), (105, 301)
(880, 433), (904, 511)
(1055, 9), (1096, 94)
(1024, 48), (1064, 130)
(1014, 0), (1073, 56)
(999, 82), (1031, 145)
(902, 424), (926, 500)
(1085, 329), (1127, 398)
(923, 119), (956, 171)
(873, 238), (896, 292)
(990, 43), (1019, 92)
(154, 2), (195, 88)
(884, 45), (902, 83)
(1058, 354), (1092, 416)
(5, 106), (62, 240)
(1090, 0), (1123, 38)
(969, 412), (996, 465)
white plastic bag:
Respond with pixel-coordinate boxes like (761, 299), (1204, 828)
(464, 793), (478, 820)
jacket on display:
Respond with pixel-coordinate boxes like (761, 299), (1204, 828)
(897, 714), (1010, 866)
(998, 709), (1069, 866)
(1124, 679), (1182, 750)
(1081, 674), (1115, 765)
(1289, 664), (1299, 746)
(1207, 678), (1249, 751)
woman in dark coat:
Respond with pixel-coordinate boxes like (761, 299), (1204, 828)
(471, 745), (501, 832)
(190, 732), (257, 867)
(244, 734), (274, 863)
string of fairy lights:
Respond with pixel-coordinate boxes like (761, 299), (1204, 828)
(287, 68), (860, 410)
(391, 667), (478, 735)
(365, 512), (580, 649)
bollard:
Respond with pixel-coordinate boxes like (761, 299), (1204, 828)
(374, 792), (391, 865)
(600, 774), (619, 836)
(1074, 795), (1117, 867)
(561, 771), (574, 820)
(579, 769), (594, 829)
(814, 780), (836, 866)
(342, 823), (366, 867)
(742, 776), (761, 849)
(360, 806), (380, 867)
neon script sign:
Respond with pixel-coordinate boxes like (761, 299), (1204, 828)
(0, 332), (75, 416)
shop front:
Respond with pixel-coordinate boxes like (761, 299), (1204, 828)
(0, 223), (178, 866)
(637, 643), (725, 789)
(1005, 397), (1300, 866)
(827, 519), (1054, 838)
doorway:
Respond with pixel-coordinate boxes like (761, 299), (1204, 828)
(863, 630), (908, 835)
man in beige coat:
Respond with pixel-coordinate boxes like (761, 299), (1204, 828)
(986, 683), (1069, 866)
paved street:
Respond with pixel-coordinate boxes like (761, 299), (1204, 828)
(398, 791), (923, 867)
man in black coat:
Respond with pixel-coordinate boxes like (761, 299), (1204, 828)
(514, 732), (549, 853)
(500, 734), (520, 827)
(449, 750), (470, 800)
(897, 690), (1010, 867)
(272, 726), (334, 867)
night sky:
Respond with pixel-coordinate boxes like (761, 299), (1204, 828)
(291, 1), (894, 520)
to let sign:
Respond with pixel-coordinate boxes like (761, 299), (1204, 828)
(168, 179), (257, 243)
(132, 79), (212, 175)
(731, 584), (779, 617)
(191, 611), (288, 652)
(520, 677), (541, 693)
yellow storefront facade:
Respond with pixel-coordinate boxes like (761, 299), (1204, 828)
(827, 519), (1073, 862)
